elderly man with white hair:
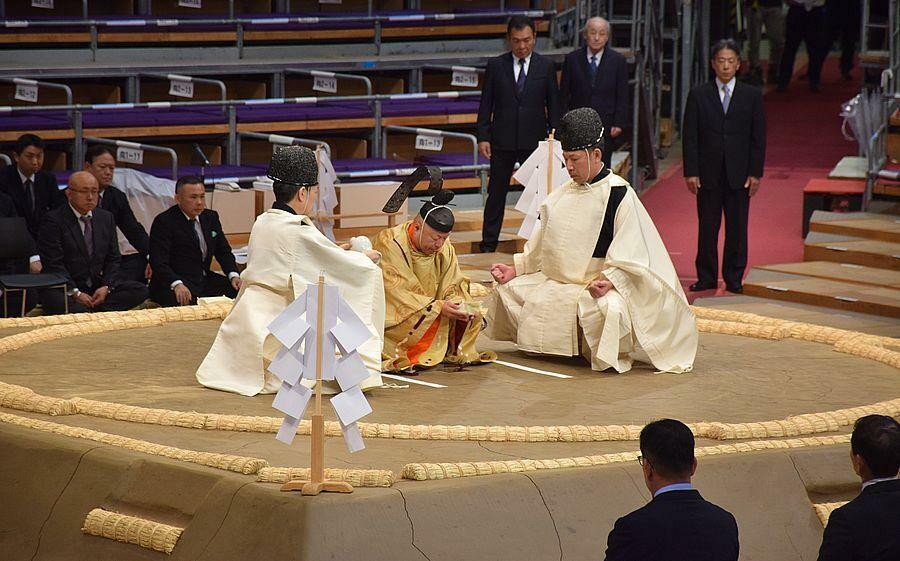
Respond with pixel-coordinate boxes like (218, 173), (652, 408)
(559, 16), (629, 170)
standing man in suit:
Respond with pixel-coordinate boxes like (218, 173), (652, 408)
(559, 16), (629, 170)
(0, 134), (65, 273)
(37, 172), (148, 314)
(83, 145), (151, 284)
(817, 414), (900, 561)
(683, 38), (766, 294)
(604, 419), (740, 561)
(149, 175), (241, 307)
(477, 15), (562, 253)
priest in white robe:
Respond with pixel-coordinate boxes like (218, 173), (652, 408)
(196, 146), (385, 396)
(487, 108), (697, 373)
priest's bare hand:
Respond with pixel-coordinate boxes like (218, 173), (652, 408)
(231, 276), (242, 291)
(91, 286), (109, 307)
(29, 260), (42, 274)
(478, 141), (491, 160)
(490, 263), (516, 284)
(745, 176), (760, 197)
(441, 301), (471, 322)
(339, 243), (352, 250)
(173, 283), (192, 306)
(610, 126), (623, 138)
(685, 176), (700, 195)
(364, 249), (382, 263)
(587, 279), (613, 298)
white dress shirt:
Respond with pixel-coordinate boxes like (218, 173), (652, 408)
(861, 476), (898, 492)
(587, 48), (604, 67)
(513, 53), (532, 82)
(716, 77), (736, 104)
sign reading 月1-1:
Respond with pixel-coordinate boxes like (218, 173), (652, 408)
(178, 0), (202, 7)
(312, 75), (338, 94)
(14, 84), (38, 103)
(415, 134), (444, 152)
(451, 70), (479, 88)
(116, 146), (144, 165)
(31, 0), (53, 8)
(169, 79), (194, 98)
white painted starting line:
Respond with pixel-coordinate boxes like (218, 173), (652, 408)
(493, 360), (573, 379)
(381, 373), (447, 388)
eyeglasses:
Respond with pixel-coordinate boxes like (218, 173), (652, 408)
(637, 455), (649, 467)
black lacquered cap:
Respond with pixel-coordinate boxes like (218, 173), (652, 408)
(266, 145), (318, 186)
(557, 107), (605, 151)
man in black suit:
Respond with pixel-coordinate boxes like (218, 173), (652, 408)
(605, 419), (739, 561)
(683, 38), (766, 294)
(149, 175), (241, 307)
(817, 414), (900, 561)
(37, 172), (148, 315)
(559, 17), (629, 170)
(0, 134), (65, 242)
(83, 145), (151, 284)
(476, 15), (562, 252)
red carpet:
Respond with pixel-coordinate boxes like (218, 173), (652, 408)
(642, 57), (860, 297)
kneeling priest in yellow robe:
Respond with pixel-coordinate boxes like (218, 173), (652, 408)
(487, 108), (697, 373)
(374, 183), (495, 372)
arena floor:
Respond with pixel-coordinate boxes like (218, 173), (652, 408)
(1, 296), (897, 560)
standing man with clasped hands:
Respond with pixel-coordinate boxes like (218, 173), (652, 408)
(476, 15), (561, 253)
(682, 38), (766, 294)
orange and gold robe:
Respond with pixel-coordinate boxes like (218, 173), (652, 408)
(373, 221), (495, 372)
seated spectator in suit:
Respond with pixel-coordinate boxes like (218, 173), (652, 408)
(0, 190), (41, 316)
(37, 172), (148, 315)
(604, 419), (739, 561)
(817, 414), (900, 561)
(83, 145), (151, 284)
(149, 176), (241, 307)
(0, 134), (65, 243)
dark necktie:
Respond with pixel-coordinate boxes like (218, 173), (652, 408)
(590, 54), (598, 78)
(80, 215), (93, 257)
(516, 58), (526, 94)
(24, 179), (35, 213)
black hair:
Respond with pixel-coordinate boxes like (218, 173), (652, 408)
(710, 38), (741, 60)
(639, 419), (695, 479)
(175, 175), (204, 193)
(15, 134), (45, 155)
(84, 145), (115, 164)
(851, 415), (900, 478)
(507, 15), (536, 36)
(273, 180), (308, 204)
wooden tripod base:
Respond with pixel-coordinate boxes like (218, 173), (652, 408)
(280, 480), (354, 495)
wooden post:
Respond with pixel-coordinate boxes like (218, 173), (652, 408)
(546, 130), (555, 194)
(280, 273), (353, 496)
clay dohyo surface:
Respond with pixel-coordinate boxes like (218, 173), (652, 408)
(1, 297), (897, 475)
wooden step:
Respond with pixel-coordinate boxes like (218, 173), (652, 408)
(755, 261), (900, 288)
(743, 270), (900, 319)
(804, 238), (900, 270)
(450, 229), (525, 255)
(808, 212), (900, 243)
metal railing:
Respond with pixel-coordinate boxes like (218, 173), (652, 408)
(84, 136), (178, 180)
(0, 77), (73, 113)
(0, 10), (556, 60)
(382, 126), (479, 166)
(0, 90), (481, 171)
(136, 73), (227, 107)
(236, 131), (332, 164)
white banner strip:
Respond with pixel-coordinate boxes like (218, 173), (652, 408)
(310, 70), (336, 78)
(494, 360), (573, 379)
(166, 73), (192, 82)
(381, 373), (447, 388)
(13, 78), (38, 86)
(115, 140), (142, 149)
